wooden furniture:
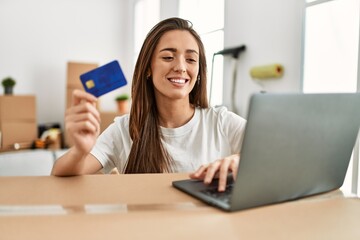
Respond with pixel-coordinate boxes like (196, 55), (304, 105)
(0, 173), (359, 239)
(0, 95), (37, 150)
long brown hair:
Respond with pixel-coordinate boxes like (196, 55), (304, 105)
(125, 17), (208, 173)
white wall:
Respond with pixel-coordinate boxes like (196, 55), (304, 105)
(0, 0), (133, 128)
(160, 0), (179, 19)
(223, 0), (305, 117)
(0, 0), (305, 129)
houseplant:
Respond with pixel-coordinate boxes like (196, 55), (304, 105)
(115, 93), (130, 114)
(1, 77), (16, 95)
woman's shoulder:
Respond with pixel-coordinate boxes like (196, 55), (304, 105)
(198, 106), (245, 121)
(108, 113), (130, 132)
(114, 113), (130, 122)
(197, 106), (246, 131)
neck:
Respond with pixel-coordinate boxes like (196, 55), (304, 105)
(157, 100), (195, 128)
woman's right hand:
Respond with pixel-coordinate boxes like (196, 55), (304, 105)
(65, 89), (101, 155)
(189, 154), (240, 192)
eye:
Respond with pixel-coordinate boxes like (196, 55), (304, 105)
(186, 54), (198, 63)
(162, 56), (173, 61)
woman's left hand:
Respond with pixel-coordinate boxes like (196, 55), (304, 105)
(189, 154), (240, 192)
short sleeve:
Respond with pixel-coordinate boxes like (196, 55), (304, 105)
(90, 114), (131, 174)
(217, 107), (247, 153)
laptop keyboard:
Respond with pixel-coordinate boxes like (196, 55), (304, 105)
(200, 184), (234, 204)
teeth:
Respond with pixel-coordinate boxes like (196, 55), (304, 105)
(169, 78), (186, 84)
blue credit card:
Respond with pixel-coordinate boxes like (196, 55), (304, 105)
(80, 60), (127, 97)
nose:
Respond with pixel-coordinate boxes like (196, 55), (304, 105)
(173, 58), (186, 73)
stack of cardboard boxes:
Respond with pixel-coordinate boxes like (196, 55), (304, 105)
(0, 95), (37, 151)
(0, 62), (121, 151)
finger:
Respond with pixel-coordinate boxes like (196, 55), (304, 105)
(67, 108), (99, 125)
(72, 89), (97, 106)
(66, 116), (97, 133)
(189, 164), (208, 179)
(66, 105), (99, 127)
(71, 112), (100, 131)
(67, 120), (98, 135)
(203, 160), (221, 184)
(67, 101), (101, 123)
(218, 159), (232, 192)
(230, 159), (239, 180)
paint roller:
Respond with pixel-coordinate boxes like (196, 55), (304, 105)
(250, 64), (284, 79)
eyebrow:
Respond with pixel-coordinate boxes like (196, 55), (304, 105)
(159, 48), (199, 55)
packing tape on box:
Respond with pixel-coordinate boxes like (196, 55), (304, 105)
(250, 64), (284, 79)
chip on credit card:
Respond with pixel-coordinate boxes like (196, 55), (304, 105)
(80, 60), (127, 97)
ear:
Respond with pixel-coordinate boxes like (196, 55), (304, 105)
(146, 69), (152, 78)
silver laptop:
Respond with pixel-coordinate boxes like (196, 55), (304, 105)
(172, 93), (360, 212)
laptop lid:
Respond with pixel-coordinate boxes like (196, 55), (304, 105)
(173, 93), (360, 212)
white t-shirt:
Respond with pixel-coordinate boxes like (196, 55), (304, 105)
(91, 106), (246, 173)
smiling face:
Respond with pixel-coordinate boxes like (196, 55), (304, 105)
(150, 30), (200, 105)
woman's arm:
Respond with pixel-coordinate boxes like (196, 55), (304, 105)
(51, 147), (102, 176)
(51, 90), (102, 176)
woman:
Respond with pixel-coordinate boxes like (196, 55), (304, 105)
(52, 17), (246, 192)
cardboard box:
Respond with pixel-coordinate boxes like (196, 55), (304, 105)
(67, 62), (98, 89)
(100, 111), (119, 133)
(66, 62), (98, 109)
(0, 121), (37, 150)
(0, 96), (36, 121)
(0, 95), (37, 150)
